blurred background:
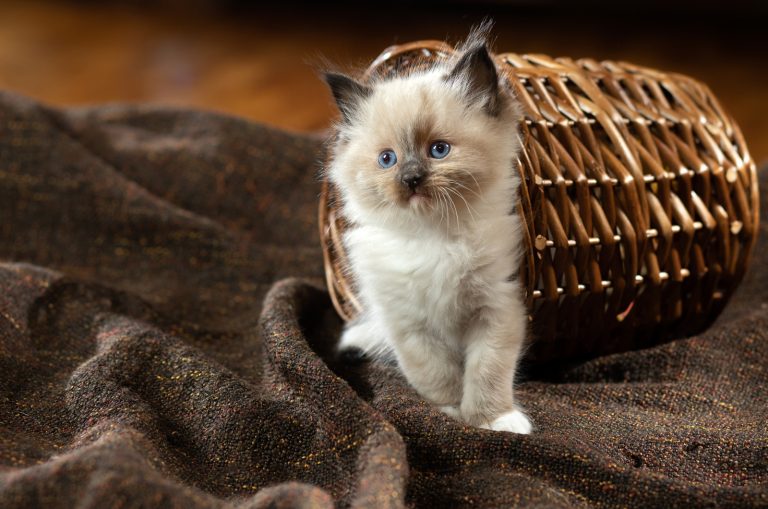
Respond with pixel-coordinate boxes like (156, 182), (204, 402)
(0, 0), (766, 161)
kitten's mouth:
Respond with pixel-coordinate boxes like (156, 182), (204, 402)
(407, 190), (431, 207)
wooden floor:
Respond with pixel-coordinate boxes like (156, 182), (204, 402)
(1, 1), (767, 163)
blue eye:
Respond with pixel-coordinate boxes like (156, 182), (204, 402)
(378, 149), (397, 168)
(429, 141), (451, 159)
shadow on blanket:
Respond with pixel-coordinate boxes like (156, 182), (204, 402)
(0, 91), (766, 508)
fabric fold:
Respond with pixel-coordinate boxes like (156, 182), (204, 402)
(0, 91), (765, 508)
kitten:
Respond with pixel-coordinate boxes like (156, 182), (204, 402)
(323, 31), (531, 433)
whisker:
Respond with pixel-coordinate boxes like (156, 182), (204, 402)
(437, 190), (448, 228)
(442, 187), (461, 233)
(446, 186), (477, 226)
(452, 180), (483, 200)
(449, 169), (484, 201)
(434, 188), (447, 229)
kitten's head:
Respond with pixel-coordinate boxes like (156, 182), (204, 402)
(324, 41), (522, 231)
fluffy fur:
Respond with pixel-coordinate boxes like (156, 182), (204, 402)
(324, 30), (531, 433)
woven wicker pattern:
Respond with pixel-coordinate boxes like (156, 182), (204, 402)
(319, 41), (760, 361)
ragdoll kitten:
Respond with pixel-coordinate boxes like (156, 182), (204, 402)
(323, 33), (531, 434)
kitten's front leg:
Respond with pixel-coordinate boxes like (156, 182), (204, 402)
(391, 331), (463, 407)
(459, 305), (532, 434)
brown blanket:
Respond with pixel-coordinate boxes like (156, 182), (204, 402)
(0, 91), (766, 508)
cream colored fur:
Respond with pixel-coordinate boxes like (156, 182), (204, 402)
(325, 38), (531, 434)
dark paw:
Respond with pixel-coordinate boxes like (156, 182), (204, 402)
(337, 347), (368, 365)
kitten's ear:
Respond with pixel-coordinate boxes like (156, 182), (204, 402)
(446, 44), (501, 116)
(323, 72), (372, 122)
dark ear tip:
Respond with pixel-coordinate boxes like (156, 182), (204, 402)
(468, 44), (494, 63)
(322, 72), (345, 87)
(322, 72), (367, 93)
(322, 72), (372, 121)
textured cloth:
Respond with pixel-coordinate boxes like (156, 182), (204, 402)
(0, 91), (766, 508)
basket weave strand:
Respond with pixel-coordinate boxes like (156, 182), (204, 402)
(319, 41), (759, 362)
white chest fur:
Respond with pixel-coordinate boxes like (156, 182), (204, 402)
(345, 216), (516, 344)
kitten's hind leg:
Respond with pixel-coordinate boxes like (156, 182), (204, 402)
(337, 315), (394, 363)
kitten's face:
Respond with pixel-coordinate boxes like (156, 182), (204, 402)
(326, 46), (521, 229)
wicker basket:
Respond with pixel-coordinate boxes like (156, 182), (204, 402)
(319, 41), (760, 362)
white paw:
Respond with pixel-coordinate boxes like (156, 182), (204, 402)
(338, 319), (393, 360)
(484, 409), (532, 434)
(338, 323), (370, 351)
(439, 405), (461, 419)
